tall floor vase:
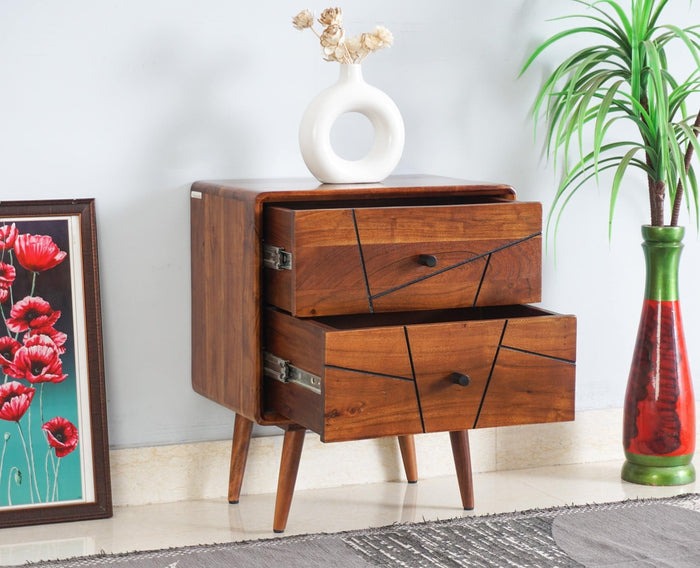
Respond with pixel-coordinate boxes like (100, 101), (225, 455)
(622, 225), (695, 485)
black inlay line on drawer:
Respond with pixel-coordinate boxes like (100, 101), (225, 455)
(473, 319), (508, 429)
(403, 326), (426, 433)
(370, 232), (542, 301)
(500, 345), (576, 365)
(351, 209), (374, 313)
(324, 364), (414, 382)
(473, 253), (492, 307)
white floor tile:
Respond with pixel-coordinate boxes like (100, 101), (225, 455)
(0, 460), (695, 566)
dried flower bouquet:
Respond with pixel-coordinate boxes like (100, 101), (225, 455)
(292, 7), (393, 64)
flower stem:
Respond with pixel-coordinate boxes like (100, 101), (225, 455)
(15, 422), (34, 503)
(7, 466), (19, 506)
(25, 408), (42, 501)
(52, 458), (61, 501)
(45, 449), (51, 502)
(0, 433), (8, 488)
(29, 271), (38, 298)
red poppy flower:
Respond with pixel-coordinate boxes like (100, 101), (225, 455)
(0, 262), (15, 289)
(0, 381), (35, 422)
(6, 296), (61, 334)
(14, 234), (67, 272)
(42, 417), (79, 457)
(0, 224), (18, 252)
(0, 288), (7, 304)
(0, 336), (21, 373)
(25, 328), (67, 354)
(6, 343), (67, 384)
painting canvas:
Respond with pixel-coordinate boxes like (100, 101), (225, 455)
(0, 199), (111, 527)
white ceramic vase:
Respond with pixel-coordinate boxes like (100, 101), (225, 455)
(299, 63), (405, 184)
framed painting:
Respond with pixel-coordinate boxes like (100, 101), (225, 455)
(0, 199), (111, 527)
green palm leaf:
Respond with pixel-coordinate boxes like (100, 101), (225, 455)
(522, 0), (700, 238)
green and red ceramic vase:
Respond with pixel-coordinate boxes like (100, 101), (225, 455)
(622, 225), (695, 485)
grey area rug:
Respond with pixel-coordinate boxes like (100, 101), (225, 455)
(18, 493), (700, 568)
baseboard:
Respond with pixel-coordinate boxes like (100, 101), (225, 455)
(110, 408), (625, 507)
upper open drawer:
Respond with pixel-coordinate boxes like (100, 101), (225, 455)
(263, 201), (542, 317)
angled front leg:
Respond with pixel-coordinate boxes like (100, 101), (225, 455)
(273, 425), (306, 533)
(228, 414), (254, 504)
(449, 430), (474, 510)
(398, 435), (418, 483)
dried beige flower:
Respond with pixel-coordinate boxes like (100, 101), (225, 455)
(292, 9), (314, 30)
(361, 32), (382, 52)
(320, 24), (344, 47)
(373, 25), (393, 47)
(293, 6), (393, 64)
(318, 7), (342, 27)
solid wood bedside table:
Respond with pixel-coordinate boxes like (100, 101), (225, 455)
(190, 175), (576, 532)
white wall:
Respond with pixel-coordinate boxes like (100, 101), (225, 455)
(1, 0), (698, 449)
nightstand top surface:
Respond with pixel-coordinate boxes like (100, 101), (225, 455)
(191, 175), (516, 202)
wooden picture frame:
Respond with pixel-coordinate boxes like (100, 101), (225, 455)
(0, 199), (111, 527)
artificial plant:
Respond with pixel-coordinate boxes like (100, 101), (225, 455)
(521, 0), (700, 237)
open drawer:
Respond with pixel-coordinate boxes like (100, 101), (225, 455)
(263, 305), (576, 442)
(263, 201), (542, 317)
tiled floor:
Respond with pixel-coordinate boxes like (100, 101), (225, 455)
(0, 460), (695, 566)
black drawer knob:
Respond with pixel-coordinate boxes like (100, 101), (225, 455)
(418, 254), (438, 267)
(450, 372), (471, 387)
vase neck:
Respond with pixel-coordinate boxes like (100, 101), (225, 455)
(642, 225), (684, 301)
(338, 63), (363, 83)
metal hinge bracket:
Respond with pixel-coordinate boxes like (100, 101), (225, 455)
(263, 352), (321, 394)
(263, 244), (293, 271)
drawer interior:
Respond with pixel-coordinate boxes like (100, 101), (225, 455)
(312, 304), (553, 330)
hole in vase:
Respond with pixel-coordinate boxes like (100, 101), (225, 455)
(330, 112), (375, 161)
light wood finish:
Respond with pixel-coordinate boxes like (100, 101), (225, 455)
(450, 430), (475, 510)
(273, 425), (306, 533)
(398, 435), (418, 483)
(227, 414), (254, 504)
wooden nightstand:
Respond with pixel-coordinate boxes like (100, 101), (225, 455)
(190, 175), (576, 532)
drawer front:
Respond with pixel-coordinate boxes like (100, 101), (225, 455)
(264, 202), (542, 317)
(264, 307), (576, 442)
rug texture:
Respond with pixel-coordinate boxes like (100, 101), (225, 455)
(18, 493), (700, 568)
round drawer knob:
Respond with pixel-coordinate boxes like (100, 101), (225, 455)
(450, 372), (471, 387)
(418, 254), (438, 267)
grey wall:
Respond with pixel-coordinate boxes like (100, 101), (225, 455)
(2, 0), (698, 448)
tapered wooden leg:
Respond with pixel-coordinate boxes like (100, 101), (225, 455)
(273, 425), (306, 533)
(449, 430), (474, 510)
(398, 435), (418, 483)
(228, 414), (254, 504)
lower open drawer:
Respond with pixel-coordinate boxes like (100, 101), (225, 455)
(263, 305), (576, 442)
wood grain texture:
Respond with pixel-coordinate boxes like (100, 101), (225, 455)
(501, 314), (577, 361)
(476, 348), (576, 428)
(262, 201), (541, 317)
(474, 236), (542, 306)
(398, 435), (418, 483)
(325, 327), (414, 379)
(265, 207), (370, 316)
(407, 320), (504, 432)
(323, 367), (423, 442)
(228, 414), (254, 504)
(191, 189), (282, 424)
(273, 425), (306, 533)
(191, 176), (519, 423)
(450, 430), (474, 510)
(263, 306), (576, 440)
